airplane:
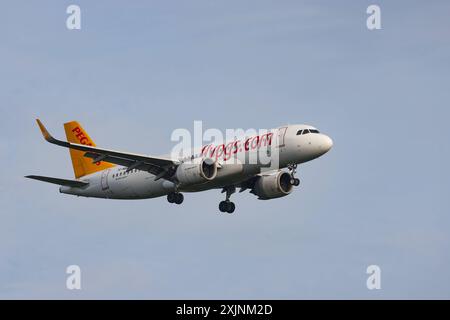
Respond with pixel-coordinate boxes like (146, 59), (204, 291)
(26, 119), (333, 213)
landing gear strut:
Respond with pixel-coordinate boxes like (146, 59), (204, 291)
(288, 164), (300, 186)
(219, 186), (236, 214)
(167, 192), (184, 205)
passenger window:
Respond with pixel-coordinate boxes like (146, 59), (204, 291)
(302, 129), (310, 135)
(296, 130), (302, 135)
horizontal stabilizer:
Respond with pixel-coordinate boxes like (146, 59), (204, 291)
(25, 175), (89, 188)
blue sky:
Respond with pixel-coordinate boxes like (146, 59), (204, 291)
(1, 0), (450, 299)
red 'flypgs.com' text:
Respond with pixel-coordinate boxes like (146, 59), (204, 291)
(200, 132), (273, 161)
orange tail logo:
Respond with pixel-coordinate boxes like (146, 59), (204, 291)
(64, 121), (114, 178)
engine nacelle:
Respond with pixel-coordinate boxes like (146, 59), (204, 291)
(252, 171), (293, 200)
(176, 158), (217, 185)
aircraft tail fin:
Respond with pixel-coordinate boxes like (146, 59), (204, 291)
(63, 121), (115, 178)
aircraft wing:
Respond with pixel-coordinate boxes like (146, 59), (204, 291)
(36, 119), (179, 178)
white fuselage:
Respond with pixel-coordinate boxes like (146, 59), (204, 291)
(60, 124), (333, 199)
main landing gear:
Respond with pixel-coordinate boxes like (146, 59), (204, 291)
(288, 164), (300, 186)
(219, 186), (236, 214)
(167, 192), (184, 205)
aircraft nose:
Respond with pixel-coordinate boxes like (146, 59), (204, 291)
(321, 135), (333, 153)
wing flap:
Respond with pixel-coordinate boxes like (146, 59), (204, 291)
(83, 152), (164, 176)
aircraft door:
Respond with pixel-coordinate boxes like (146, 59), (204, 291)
(277, 127), (288, 147)
(101, 169), (110, 191)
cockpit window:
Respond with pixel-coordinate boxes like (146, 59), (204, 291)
(298, 128), (320, 135)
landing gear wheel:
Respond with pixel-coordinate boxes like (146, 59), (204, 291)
(174, 193), (184, 204)
(293, 178), (300, 186)
(167, 193), (175, 203)
(168, 193), (183, 204)
(219, 201), (235, 213)
(219, 201), (227, 212)
(226, 202), (235, 214)
(219, 186), (237, 213)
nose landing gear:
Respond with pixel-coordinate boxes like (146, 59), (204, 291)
(219, 186), (236, 214)
(288, 164), (300, 186)
(167, 192), (184, 205)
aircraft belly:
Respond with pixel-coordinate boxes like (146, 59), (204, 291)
(181, 164), (259, 192)
(108, 173), (176, 199)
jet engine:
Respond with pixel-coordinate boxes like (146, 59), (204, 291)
(251, 171), (293, 200)
(176, 158), (218, 185)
